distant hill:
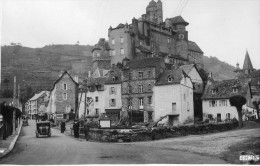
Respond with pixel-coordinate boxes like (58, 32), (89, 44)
(1, 44), (94, 96)
(1, 44), (236, 97)
(203, 56), (236, 81)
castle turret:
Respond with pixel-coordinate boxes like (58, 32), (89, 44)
(156, 0), (163, 24)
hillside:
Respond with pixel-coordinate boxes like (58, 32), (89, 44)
(1, 45), (236, 97)
(1, 44), (94, 96)
(203, 56), (236, 81)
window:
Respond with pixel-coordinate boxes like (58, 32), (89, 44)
(138, 72), (143, 79)
(63, 83), (67, 90)
(63, 93), (67, 100)
(111, 50), (116, 56)
(128, 85), (132, 93)
(226, 113), (230, 120)
(219, 100), (227, 106)
(148, 96), (152, 104)
(148, 84), (152, 92)
(233, 87), (238, 93)
(120, 48), (124, 55)
(97, 52), (101, 57)
(167, 38), (170, 43)
(87, 109), (89, 115)
(95, 96), (98, 102)
(139, 85), (143, 93)
(168, 76), (173, 82)
(111, 38), (115, 45)
(139, 98), (144, 106)
(95, 109), (99, 115)
(212, 88), (217, 94)
(128, 98), (132, 108)
(209, 100), (217, 107)
(120, 37), (124, 44)
(110, 99), (116, 107)
(110, 87), (116, 94)
(179, 34), (184, 39)
(148, 70), (152, 77)
(112, 76), (116, 82)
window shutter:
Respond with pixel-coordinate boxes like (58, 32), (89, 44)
(109, 99), (112, 107)
(114, 99), (116, 107)
(115, 87), (117, 95)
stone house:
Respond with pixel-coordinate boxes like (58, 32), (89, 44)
(154, 68), (194, 125)
(47, 71), (78, 124)
(26, 91), (49, 119)
(202, 79), (252, 122)
(108, 0), (204, 69)
(121, 57), (165, 123)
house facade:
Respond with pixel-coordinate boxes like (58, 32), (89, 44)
(202, 79), (251, 122)
(154, 68), (194, 125)
(121, 57), (165, 123)
(47, 71), (78, 124)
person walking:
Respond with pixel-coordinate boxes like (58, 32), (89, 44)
(60, 121), (66, 133)
(73, 120), (79, 138)
(84, 121), (90, 141)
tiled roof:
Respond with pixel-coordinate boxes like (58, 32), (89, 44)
(105, 65), (122, 84)
(169, 16), (189, 26)
(136, 46), (152, 54)
(50, 71), (78, 91)
(249, 69), (260, 78)
(243, 51), (254, 70)
(30, 91), (49, 101)
(86, 77), (108, 86)
(188, 41), (203, 53)
(202, 79), (249, 100)
(147, 0), (156, 7)
(156, 68), (188, 85)
(116, 23), (125, 29)
(125, 57), (162, 69)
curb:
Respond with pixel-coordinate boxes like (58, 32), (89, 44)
(0, 123), (23, 158)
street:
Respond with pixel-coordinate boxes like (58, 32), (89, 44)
(0, 120), (226, 164)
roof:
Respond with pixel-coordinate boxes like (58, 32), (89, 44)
(86, 77), (108, 86)
(188, 41), (203, 53)
(136, 46), (152, 54)
(105, 65), (122, 84)
(249, 69), (260, 78)
(29, 91), (48, 101)
(156, 68), (188, 86)
(243, 50), (254, 70)
(169, 16), (189, 26)
(179, 64), (194, 74)
(50, 71), (78, 91)
(92, 38), (110, 52)
(125, 57), (162, 69)
(158, 52), (188, 61)
(147, 0), (156, 7)
(202, 79), (250, 100)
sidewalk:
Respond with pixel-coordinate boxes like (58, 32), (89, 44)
(0, 123), (23, 158)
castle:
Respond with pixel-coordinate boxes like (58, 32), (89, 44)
(93, 0), (204, 72)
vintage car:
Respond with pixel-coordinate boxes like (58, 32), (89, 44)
(23, 119), (29, 126)
(35, 121), (51, 138)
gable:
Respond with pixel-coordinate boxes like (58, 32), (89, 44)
(189, 67), (203, 83)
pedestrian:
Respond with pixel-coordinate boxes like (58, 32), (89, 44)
(84, 121), (90, 141)
(60, 121), (66, 133)
(73, 120), (79, 138)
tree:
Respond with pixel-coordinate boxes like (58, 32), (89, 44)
(229, 95), (247, 128)
(2, 89), (13, 98)
(252, 100), (260, 119)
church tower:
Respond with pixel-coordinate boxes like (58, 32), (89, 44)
(243, 50), (255, 75)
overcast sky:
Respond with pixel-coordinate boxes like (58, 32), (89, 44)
(1, 0), (260, 68)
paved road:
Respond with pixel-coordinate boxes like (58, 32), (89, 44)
(0, 120), (226, 164)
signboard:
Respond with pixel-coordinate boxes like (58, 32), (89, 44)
(56, 114), (64, 119)
(99, 119), (111, 128)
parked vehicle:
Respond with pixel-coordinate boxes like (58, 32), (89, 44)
(35, 121), (51, 138)
(23, 119), (29, 126)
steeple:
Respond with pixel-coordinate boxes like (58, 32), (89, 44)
(243, 50), (254, 75)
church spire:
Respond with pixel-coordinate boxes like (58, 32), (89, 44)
(243, 50), (254, 75)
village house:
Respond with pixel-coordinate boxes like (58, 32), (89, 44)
(153, 68), (194, 125)
(121, 57), (165, 123)
(201, 78), (252, 122)
(26, 91), (49, 119)
(47, 71), (78, 124)
(108, 0), (204, 69)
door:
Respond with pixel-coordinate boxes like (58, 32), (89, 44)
(217, 114), (221, 122)
(172, 103), (176, 114)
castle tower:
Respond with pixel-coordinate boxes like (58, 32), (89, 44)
(156, 0), (163, 24)
(243, 50), (254, 75)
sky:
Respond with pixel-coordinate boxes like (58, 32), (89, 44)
(0, 0), (260, 69)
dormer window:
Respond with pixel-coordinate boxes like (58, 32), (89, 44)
(138, 72), (143, 79)
(112, 76), (116, 82)
(212, 88), (217, 94)
(232, 85), (239, 93)
(168, 76), (174, 82)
